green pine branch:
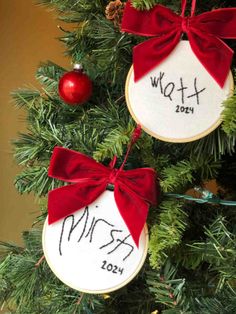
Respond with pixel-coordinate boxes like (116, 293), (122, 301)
(182, 128), (236, 160)
(36, 61), (66, 92)
(188, 216), (236, 292)
(160, 155), (220, 193)
(222, 88), (236, 136)
(131, 0), (160, 10)
(11, 89), (41, 108)
(14, 166), (57, 196)
(93, 122), (134, 161)
(149, 200), (188, 269)
(147, 260), (186, 310)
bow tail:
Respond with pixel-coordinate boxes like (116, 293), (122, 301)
(133, 31), (181, 82)
(114, 182), (149, 247)
(188, 29), (233, 88)
(48, 180), (107, 224)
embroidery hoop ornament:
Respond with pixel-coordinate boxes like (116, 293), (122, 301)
(122, 1), (236, 143)
(42, 127), (157, 294)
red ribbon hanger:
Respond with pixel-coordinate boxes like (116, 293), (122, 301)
(47, 126), (158, 247)
(121, 0), (236, 88)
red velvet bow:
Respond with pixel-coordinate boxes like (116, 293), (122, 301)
(121, 0), (236, 88)
(48, 146), (158, 247)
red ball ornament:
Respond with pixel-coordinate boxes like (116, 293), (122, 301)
(58, 64), (92, 105)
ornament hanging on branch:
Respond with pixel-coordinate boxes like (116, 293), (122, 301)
(43, 126), (159, 293)
(58, 64), (92, 105)
(122, 0), (236, 143)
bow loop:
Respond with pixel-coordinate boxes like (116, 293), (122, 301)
(48, 146), (158, 247)
(193, 9), (236, 38)
(122, 2), (180, 37)
(48, 146), (109, 183)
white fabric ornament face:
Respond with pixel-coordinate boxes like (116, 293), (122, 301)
(43, 191), (148, 294)
(125, 41), (234, 143)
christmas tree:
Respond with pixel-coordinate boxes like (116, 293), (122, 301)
(1, 0), (236, 313)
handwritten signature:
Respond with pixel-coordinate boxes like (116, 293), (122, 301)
(150, 72), (206, 105)
(59, 206), (135, 262)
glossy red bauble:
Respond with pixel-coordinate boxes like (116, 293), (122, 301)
(58, 69), (92, 105)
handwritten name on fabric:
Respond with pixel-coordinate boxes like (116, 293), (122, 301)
(150, 72), (206, 107)
(59, 206), (134, 262)
(43, 191), (148, 293)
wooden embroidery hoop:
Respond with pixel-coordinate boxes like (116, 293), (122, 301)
(125, 42), (234, 143)
(42, 192), (149, 294)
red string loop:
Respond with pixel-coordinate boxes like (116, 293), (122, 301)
(182, 0), (197, 17)
(119, 125), (142, 172)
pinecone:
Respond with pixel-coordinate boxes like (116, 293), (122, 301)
(105, 0), (125, 28)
